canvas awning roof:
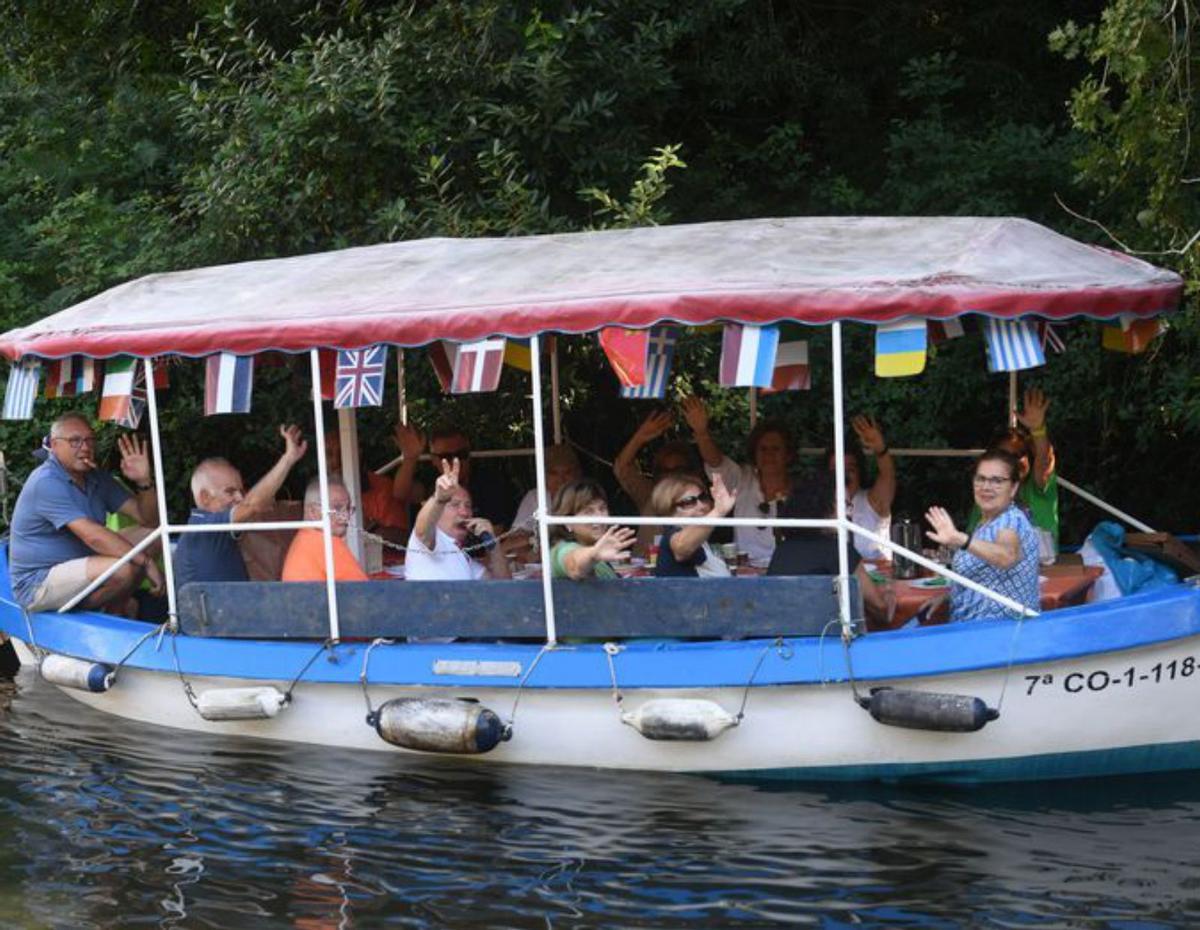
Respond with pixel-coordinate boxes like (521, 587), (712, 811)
(0, 216), (1183, 360)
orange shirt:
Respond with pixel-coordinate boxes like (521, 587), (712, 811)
(362, 471), (409, 533)
(281, 529), (369, 582)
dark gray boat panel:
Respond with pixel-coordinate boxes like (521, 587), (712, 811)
(175, 576), (860, 640)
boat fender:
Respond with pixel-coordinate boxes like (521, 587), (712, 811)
(621, 699), (738, 741)
(196, 686), (288, 721)
(860, 687), (998, 733)
(40, 654), (114, 693)
(369, 698), (509, 754)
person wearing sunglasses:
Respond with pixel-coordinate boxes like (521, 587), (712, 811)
(649, 472), (737, 578)
(281, 477), (369, 582)
(9, 411), (164, 614)
(391, 426), (517, 530)
(924, 449), (1039, 622)
(547, 480), (636, 580)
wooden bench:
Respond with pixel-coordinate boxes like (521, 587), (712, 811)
(176, 576), (861, 640)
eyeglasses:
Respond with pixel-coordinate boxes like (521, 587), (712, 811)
(329, 504), (357, 518)
(973, 475), (1013, 488)
(54, 436), (96, 449)
(675, 492), (713, 508)
(431, 449), (471, 462)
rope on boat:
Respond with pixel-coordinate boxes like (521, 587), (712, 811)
(107, 621), (171, 685)
(504, 642), (554, 737)
(733, 637), (792, 723)
(602, 642), (625, 710)
(359, 637), (396, 723)
(993, 613), (1029, 713)
(169, 629), (201, 712)
(281, 638), (335, 704)
(19, 605), (45, 663)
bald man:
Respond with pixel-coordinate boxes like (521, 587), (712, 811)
(173, 425), (308, 588)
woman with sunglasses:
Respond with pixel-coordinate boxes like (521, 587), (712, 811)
(547, 480), (636, 580)
(649, 473), (737, 578)
(924, 450), (1039, 622)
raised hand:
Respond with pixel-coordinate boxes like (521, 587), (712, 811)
(593, 525), (636, 562)
(851, 414), (887, 455)
(924, 506), (961, 547)
(394, 422), (426, 460)
(465, 517), (496, 538)
(434, 456), (462, 503)
(117, 434), (152, 486)
(634, 409), (673, 443)
(1017, 387), (1050, 432)
(710, 472), (737, 516)
(280, 424), (308, 464)
(680, 395), (709, 434)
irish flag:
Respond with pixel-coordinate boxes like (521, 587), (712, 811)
(98, 356), (138, 422)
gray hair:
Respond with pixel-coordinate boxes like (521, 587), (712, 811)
(304, 475), (348, 509)
(50, 411), (92, 439)
(189, 457), (235, 504)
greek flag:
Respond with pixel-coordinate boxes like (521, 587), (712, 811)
(984, 318), (1045, 372)
(3, 359), (41, 420)
(621, 326), (677, 399)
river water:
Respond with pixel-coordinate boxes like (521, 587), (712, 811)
(1, 669), (1199, 929)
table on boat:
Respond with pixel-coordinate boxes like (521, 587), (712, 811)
(867, 562), (1105, 632)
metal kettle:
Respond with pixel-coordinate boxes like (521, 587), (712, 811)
(890, 518), (922, 579)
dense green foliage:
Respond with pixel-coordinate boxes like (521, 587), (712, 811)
(0, 0), (1195, 538)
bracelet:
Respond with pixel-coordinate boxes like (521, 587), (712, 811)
(1030, 426), (1047, 438)
(135, 481), (154, 492)
(960, 530), (973, 551)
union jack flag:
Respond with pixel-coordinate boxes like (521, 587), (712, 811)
(334, 345), (388, 408)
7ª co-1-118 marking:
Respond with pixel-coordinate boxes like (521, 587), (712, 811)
(1025, 657), (1196, 696)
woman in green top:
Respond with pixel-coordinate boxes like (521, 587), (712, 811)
(549, 480), (636, 580)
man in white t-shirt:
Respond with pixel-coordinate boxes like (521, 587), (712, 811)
(405, 456), (511, 581)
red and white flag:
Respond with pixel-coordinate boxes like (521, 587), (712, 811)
(451, 339), (506, 394)
(929, 318), (965, 344)
(761, 339), (811, 393)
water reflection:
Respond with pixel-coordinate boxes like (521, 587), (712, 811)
(1, 669), (1199, 928)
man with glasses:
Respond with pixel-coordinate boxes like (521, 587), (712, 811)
(9, 411), (164, 613)
(393, 427), (516, 530)
(280, 477), (368, 581)
(174, 425), (308, 588)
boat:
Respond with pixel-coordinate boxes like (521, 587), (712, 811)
(1, 215), (1195, 783)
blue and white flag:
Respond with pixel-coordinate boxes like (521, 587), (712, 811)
(719, 324), (780, 388)
(984, 319), (1045, 372)
(204, 353), (255, 415)
(2, 359), (41, 420)
(335, 345), (388, 407)
(621, 326), (677, 399)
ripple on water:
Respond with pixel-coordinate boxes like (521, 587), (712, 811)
(2, 672), (1200, 928)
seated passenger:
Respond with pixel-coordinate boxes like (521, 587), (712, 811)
(509, 443), (583, 549)
(650, 472), (736, 578)
(924, 450), (1039, 622)
(174, 425), (307, 587)
(548, 480), (636, 580)
(405, 457), (511, 581)
(280, 477), (368, 582)
(682, 395), (794, 567)
(613, 409), (698, 511)
(825, 414), (895, 560)
(968, 387), (1059, 545)
(8, 412), (163, 614)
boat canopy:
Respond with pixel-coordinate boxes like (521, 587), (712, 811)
(0, 216), (1183, 361)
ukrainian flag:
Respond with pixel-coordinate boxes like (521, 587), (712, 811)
(875, 319), (928, 377)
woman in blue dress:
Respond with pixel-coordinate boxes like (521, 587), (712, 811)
(924, 449), (1040, 621)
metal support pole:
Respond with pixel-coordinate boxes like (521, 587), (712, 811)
(310, 350), (341, 640)
(58, 527), (163, 613)
(397, 349), (408, 426)
(142, 358), (179, 626)
(831, 323), (852, 632)
(748, 387), (758, 427)
(1008, 371), (1018, 427)
(550, 338), (562, 445)
(337, 408), (364, 562)
(529, 335), (558, 644)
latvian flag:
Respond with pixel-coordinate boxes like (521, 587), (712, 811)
(45, 355), (97, 398)
(719, 324), (780, 388)
(620, 326), (678, 399)
(204, 353), (254, 415)
(335, 345), (388, 408)
(2, 359), (41, 420)
(983, 319), (1045, 372)
(451, 339), (506, 394)
(428, 342), (459, 393)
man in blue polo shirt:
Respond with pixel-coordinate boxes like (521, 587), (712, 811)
(172, 424), (308, 588)
(9, 412), (164, 612)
